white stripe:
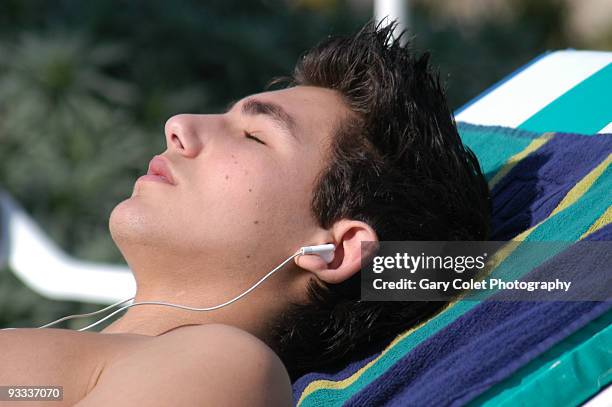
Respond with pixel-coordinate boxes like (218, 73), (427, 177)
(455, 50), (612, 128)
(598, 121), (612, 134)
(582, 383), (612, 407)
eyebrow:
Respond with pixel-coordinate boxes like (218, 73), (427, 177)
(225, 98), (299, 143)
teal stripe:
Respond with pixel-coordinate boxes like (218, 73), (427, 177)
(302, 300), (479, 406)
(519, 63), (612, 134)
(458, 123), (538, 181)
(470, 310), (612, 407)
(526, 163), (611, 242)
(300, 163), (612, 407)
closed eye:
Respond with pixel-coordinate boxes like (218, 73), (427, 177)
(244, 131), (266, 145)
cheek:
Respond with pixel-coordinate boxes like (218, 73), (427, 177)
(175, 150), (320, 255)
(190, 154), (300, 228)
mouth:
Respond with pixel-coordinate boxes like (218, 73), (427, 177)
(142, 155), (176, 185)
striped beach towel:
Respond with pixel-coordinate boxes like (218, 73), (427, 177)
(293, 50), (612, 406)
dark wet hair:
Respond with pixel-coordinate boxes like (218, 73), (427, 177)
(267, 20), (490, 381)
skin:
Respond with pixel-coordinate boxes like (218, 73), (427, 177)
(0, 85), (378, 406)
(83, 85), (378, 405)
(103, 85), (377, 339)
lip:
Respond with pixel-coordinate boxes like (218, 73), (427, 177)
(144, 155), (176, 185)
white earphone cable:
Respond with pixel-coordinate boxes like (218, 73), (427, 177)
(75, 250), (302, 331)
(37, 297), (135, 329)
(1, 245), (333, 332)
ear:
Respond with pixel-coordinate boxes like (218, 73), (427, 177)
(294, 219), (379, 284)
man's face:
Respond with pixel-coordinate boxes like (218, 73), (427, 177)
(109, 85), (349, 277)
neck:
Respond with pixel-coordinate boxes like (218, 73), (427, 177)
(99, 245), (298, 343)
(100, 282), (283, 344)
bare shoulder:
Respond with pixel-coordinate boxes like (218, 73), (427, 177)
(155, 324), (293, 404)
(156, 324), (290, 372)
(76, 324), (292, 407)
(158, 323), (278, 351)
(155, 324), (293, 389)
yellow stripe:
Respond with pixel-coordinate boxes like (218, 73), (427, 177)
(580, 205), (612, 240)
(549, 153), (612, 218)
(481, 154), (612, 293)
(298, 151), (611, 405)
(296, 303), (451, 404)
(298, 295), (466, 405)
(488, 133), (555, 189)
(498, 153), (611, 244)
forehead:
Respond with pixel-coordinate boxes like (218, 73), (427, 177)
(245, 85), (350, 145)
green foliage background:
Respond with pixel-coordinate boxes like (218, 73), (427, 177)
(0, 0), (604, 329)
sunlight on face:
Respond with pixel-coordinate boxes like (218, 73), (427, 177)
(109, 85), (351, 272)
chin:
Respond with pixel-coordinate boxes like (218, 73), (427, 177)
(109, 196), (155, 247)
(109, 197), (189, 257)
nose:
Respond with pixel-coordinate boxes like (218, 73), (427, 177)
(164, 114), (205, 158)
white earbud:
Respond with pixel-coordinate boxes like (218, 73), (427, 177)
(299, 243), (335, 263)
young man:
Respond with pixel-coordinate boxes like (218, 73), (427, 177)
(0, 20), (489, 406)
